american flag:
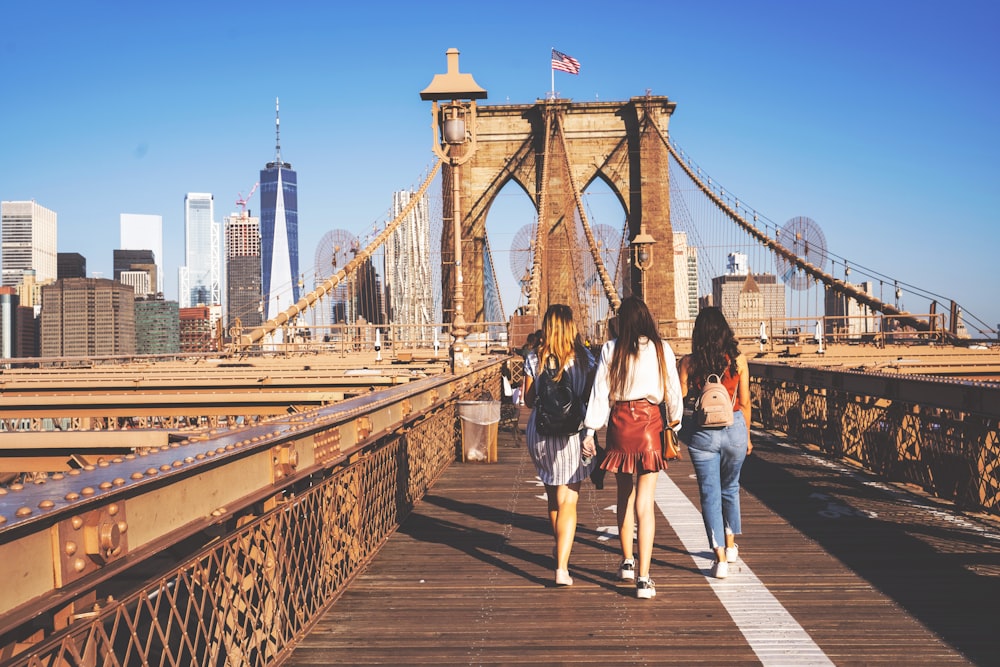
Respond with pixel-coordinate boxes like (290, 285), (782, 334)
(551, 49), (581, 75)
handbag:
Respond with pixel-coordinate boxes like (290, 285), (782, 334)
(661, 419), (682, 460)
(659, 401), (681, 460)
(588, 434), (607, 489)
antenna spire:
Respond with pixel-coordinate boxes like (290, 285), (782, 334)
(274, 97), (282, 164)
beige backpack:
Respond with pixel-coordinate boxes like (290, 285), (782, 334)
(695, 374), (736, 428)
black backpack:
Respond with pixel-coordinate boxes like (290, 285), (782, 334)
(534, 356), (584, 436)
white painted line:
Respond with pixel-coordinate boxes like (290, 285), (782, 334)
(656, 470), (834, 666)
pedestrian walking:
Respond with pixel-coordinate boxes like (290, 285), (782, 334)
(524, 305), (596, 586)
(582, 296), (684, 599)
(678, 306), (753, 579)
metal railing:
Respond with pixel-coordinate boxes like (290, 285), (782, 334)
(750, 360), (1000, 516)
(0, 359), (505, 666)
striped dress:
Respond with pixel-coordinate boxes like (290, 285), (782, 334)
(525, 350), (596, 486)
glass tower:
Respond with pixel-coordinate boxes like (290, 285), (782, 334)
(180, 193), (220, 308)
(1, 200), (57, 288)
(259, 98), (299, 323)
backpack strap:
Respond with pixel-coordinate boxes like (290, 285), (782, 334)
(710, 372), (738, 408)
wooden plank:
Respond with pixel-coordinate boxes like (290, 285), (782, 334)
(286, 408), (995, 665)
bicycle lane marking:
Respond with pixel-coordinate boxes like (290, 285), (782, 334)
(656, 470), (835, 667)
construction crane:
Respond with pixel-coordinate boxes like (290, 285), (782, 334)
(236, 182), (259, 214)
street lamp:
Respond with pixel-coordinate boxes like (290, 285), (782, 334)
(421, 48), (487, 372)
(631, 227), (656, 297)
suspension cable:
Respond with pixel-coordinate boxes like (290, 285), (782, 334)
(526, 106), (554, 316)
(555, 111), (622, 315)
(653, 125), (942, 336)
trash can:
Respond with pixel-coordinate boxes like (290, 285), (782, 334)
(457, 400), (500, 462)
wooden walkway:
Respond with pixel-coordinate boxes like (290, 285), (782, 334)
(286, 408), (1000, 666)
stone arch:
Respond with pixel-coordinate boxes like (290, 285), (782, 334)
(444, 95), (679, 336)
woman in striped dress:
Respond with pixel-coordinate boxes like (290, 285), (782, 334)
(525, 304), (596, 587)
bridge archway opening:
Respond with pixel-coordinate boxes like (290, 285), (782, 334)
(579, 174), (628, 341)
(482, 178), (537, 322)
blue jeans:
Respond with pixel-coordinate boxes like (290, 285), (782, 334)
(684, 411), (748, 551)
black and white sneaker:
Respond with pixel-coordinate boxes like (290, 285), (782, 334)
(636, 576), (656, 599)
(618, 558), (635, 581)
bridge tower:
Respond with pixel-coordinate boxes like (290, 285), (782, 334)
(447, 94), (679, 336)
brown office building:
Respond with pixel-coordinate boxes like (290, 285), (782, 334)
(40, 278), (136, 357)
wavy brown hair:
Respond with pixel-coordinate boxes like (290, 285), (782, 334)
(608, 296), (666, 399)
(689, 306), (740, 386)
(537, 304), (588, 380)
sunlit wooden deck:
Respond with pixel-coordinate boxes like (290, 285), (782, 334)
(286, 407), (1000, 666)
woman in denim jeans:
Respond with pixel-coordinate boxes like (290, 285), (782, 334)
(678, 307), (752, 579)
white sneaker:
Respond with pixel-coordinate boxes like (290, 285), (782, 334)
(725, 544), (739, 563)
(711, 560), (728, 579)
(636, 577), (656, 599)
(618, 558), (635, 581)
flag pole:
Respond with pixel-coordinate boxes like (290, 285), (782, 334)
(550, 47), (555, 98)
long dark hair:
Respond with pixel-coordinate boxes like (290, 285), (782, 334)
(608, 296), (666, 398)
(689, 307), (739, 384)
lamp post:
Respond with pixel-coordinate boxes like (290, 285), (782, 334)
(631, 227), (656, 299)
(421, 48), (487, 372)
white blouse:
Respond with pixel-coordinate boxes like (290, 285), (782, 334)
(583, 337), (684, 433)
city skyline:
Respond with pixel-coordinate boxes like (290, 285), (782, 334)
(1, 1), (997, 333)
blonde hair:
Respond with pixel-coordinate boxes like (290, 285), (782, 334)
(537, 304), (587, 380)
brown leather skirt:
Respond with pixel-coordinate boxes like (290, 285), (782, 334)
(602, 399), (667, 474)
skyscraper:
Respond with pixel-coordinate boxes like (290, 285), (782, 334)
(135, 298), (180, 354)
(179, 193), (220, 308)
(385, 190), (433, 345)
(825, 280), (877, 338)
(1, 200), (57, 288)
(225, 211), (263, 331)
(57, 253), (87, 280)
(259, 98), (299, 324)
(40, 278), (136, 357)
(120, 214), (163, 293)
(712, 253), (786, 337)
(114, 249), (157, 297)
(671, 231), (699, 338)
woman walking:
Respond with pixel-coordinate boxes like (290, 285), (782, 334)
(678, 306), (752, 579)
(581, 296), (684, 599)
(525, 304), (595, 586)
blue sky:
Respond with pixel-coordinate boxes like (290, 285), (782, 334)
(2, 0), (998, 334)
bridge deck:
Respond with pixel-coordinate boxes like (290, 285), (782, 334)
(287, 408), (999, 666)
